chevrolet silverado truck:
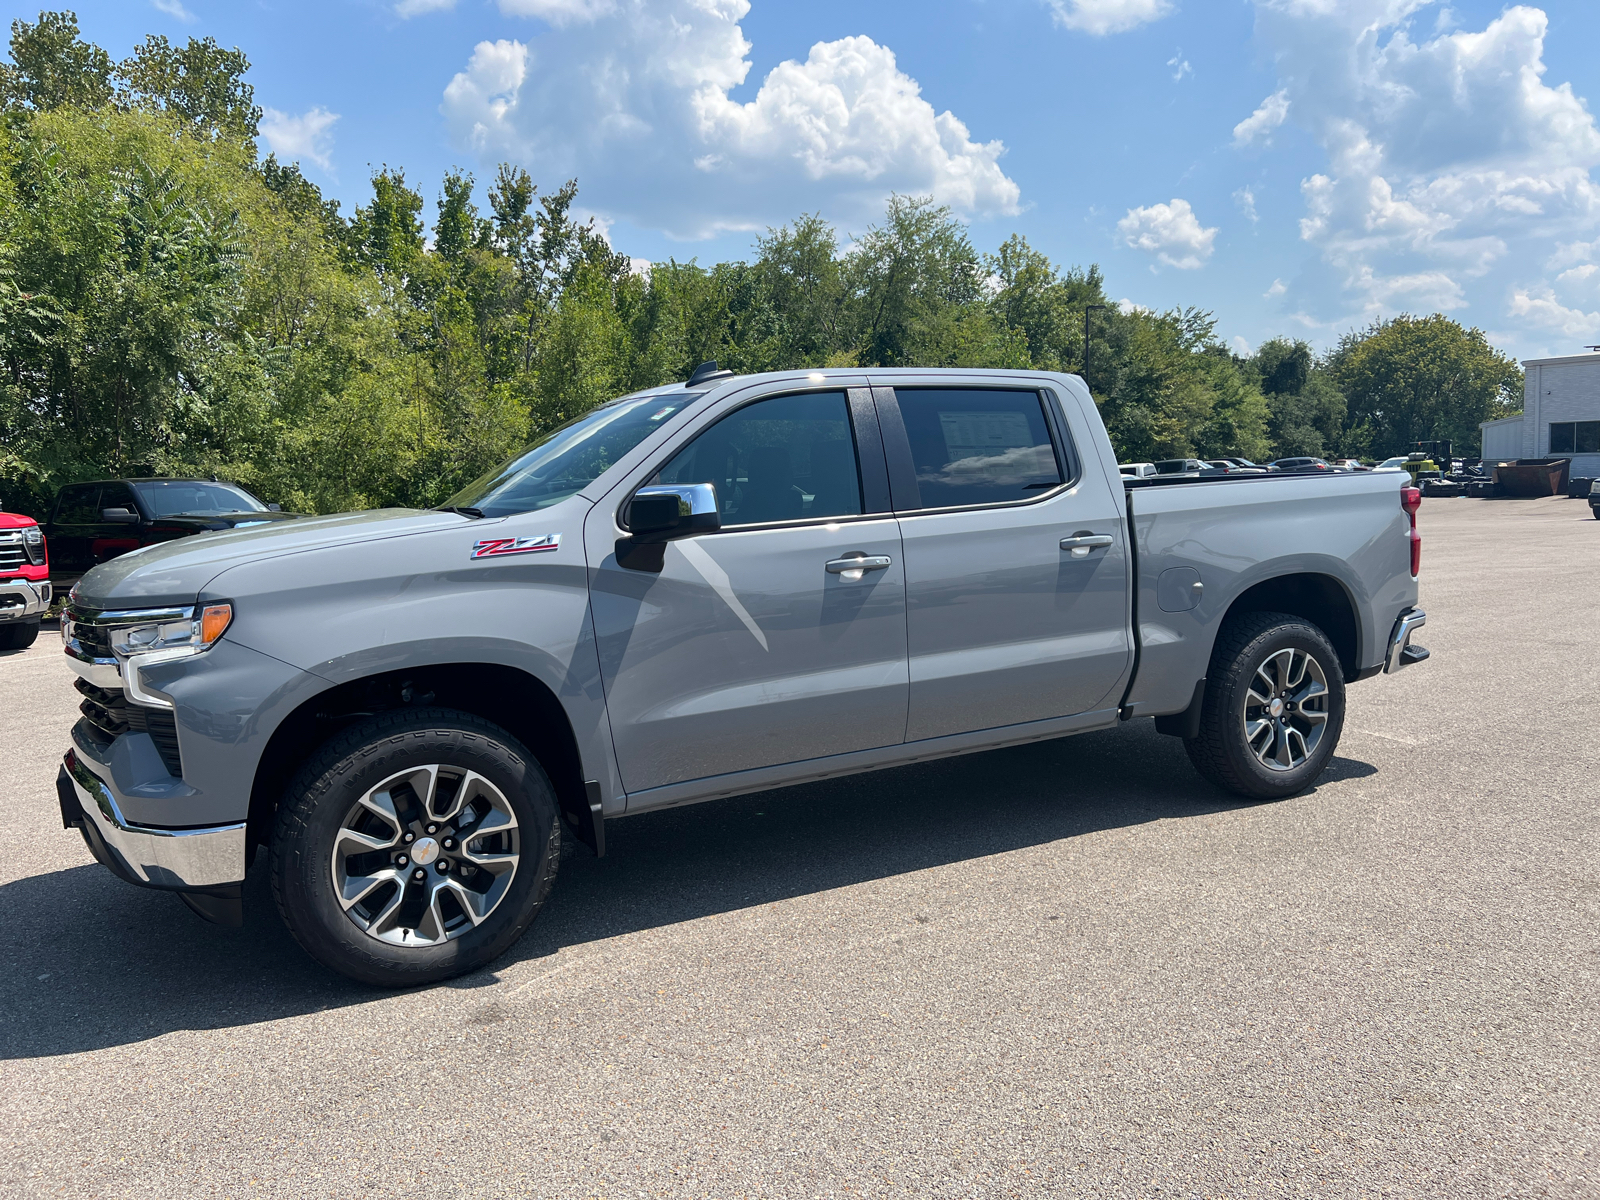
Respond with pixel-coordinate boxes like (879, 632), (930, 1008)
(55, 367), (1430, 986)
(1, 509), (50, 649)
(43, 477), (300, 589)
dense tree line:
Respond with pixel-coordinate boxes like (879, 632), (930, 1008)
(0, 11), (1524, 517)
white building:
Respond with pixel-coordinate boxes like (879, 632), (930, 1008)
(1480, 352), (1600, 478)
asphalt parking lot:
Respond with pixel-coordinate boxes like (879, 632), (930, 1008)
(1, 496), (1596, 1199)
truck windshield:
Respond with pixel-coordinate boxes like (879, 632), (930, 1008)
(133, 481), (268, 516)
(439, 391), (699, 518)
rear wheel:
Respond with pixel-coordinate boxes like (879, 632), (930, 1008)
(1184, 612), (1346, 800)
(271, 708), (561, 987)
(0, 619), (39, 650)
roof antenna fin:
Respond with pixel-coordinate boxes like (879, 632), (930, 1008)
(687, 360), (734, 386)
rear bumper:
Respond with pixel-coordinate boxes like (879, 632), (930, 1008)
(0, 576), (49, 623)
(58, 749), (246, 890)
(1384, 607), (1429, 673)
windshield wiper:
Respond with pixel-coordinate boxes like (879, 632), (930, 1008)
(434, 505), (486, 519)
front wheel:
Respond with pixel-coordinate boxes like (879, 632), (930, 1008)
(0, 618), (40, 650)
(1184, 612), (1347, 800)
(271, 708), (562, 987)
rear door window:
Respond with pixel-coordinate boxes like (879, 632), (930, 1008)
(891, 389), (1063, 509)
(54, 485), (101, 525)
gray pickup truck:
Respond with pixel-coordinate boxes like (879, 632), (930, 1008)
(56, 368), (1429, 985)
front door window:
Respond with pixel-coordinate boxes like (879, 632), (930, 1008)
(653, 391), (864, 525)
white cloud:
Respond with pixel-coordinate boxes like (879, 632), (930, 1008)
(1234, 186), (1258, 223)
(150, 0), (195, 19)
(1232, 89), (1289, 147)
(440, 1), (1020, 239)
(1246, 1), (1600, 348)
(1510, 287), (1600, 338)
(1548, 239), (1600, 270)
(1264, 278), (1286, 298)
(260, 106), (340, 172)
(1167, 49), (1191, 82)
(396, 0), (457, 13)
(1047, 0), (1173, 36)
(1231, 335), (1251, 356)
(1116, 198), (1217, 270)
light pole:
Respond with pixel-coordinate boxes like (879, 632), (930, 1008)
(1084, 304), (1107, 393)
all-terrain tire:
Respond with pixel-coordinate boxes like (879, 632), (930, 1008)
(270, 707), (561, 987)
(1184, 611), (1346, 801)
(0, 618), (40, 650)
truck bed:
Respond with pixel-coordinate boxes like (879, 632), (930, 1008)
(1120, 468), (1415, 719)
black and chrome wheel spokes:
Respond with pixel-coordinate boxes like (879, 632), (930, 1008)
(331, 765), (521, 946)
(1241, 647), (1330, 772)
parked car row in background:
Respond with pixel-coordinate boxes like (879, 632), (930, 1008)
(1117, 456), (1379, 480)
(0, 478), (302, 651)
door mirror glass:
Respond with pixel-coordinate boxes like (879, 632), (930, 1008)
(627, 484), (720, 542)
(101, 507), (139, 524)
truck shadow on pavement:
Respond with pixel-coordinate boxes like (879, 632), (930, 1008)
(1, 718), (1374, 1060)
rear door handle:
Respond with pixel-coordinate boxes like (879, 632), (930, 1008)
(1060, 534), (1114, 558)
(826, 554), (892, 580)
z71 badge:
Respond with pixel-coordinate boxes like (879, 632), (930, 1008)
(471, 534), (560, 559)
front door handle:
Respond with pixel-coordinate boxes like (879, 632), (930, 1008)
(1060, 533), (1114, 558)
(826, 554), (892, 581)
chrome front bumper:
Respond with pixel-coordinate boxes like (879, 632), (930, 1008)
(0, 576), (49, 622)
(1384, 607), (1430, 673)
(60, 749), (246, 889)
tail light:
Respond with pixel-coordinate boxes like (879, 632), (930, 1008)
(1401, 486), (1421, 576)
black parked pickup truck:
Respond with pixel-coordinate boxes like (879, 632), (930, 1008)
(44, 478), (302, 588)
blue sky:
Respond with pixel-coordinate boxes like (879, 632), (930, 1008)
(31, 0), (1600, 362)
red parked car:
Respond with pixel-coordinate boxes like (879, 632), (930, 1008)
(0, 510), (50, 650)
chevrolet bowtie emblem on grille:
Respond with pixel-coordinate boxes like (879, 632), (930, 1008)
(471, 534), (560, 559)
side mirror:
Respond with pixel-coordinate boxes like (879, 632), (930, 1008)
(267, 503), (282, 512)
(617, 483), (719, 571)
(101, 507), (139, 524)
(626, 484), (720, 543)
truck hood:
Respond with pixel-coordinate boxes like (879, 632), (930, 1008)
(0, 511), (39, 530)
(145, 510), (305, 534)
(72, 508), (472, 609)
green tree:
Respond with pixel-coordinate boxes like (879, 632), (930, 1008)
(1094, 307), (1270, 463)
(349, 167), (424, 288)
(846, 194), (995, 367)
(986, 233), (1108, 373)
(1325, 314), (1522, 457)
(432, 168), (478, 265)
(0, 10), (112, 112)
(1249, 337), (1346, 458)
(117, 34), (261, 149)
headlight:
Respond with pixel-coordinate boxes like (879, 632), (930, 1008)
(22, 526), (45, 565)
(109, 603), (233, 660)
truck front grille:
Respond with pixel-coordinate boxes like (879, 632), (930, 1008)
(74, 677), (183, 778)
(0, 534), (23, 571)
(67, 617), (114, 659)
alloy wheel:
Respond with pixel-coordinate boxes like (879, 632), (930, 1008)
(1241, 647), (1331, 772)
(330, 765), (520, 946)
